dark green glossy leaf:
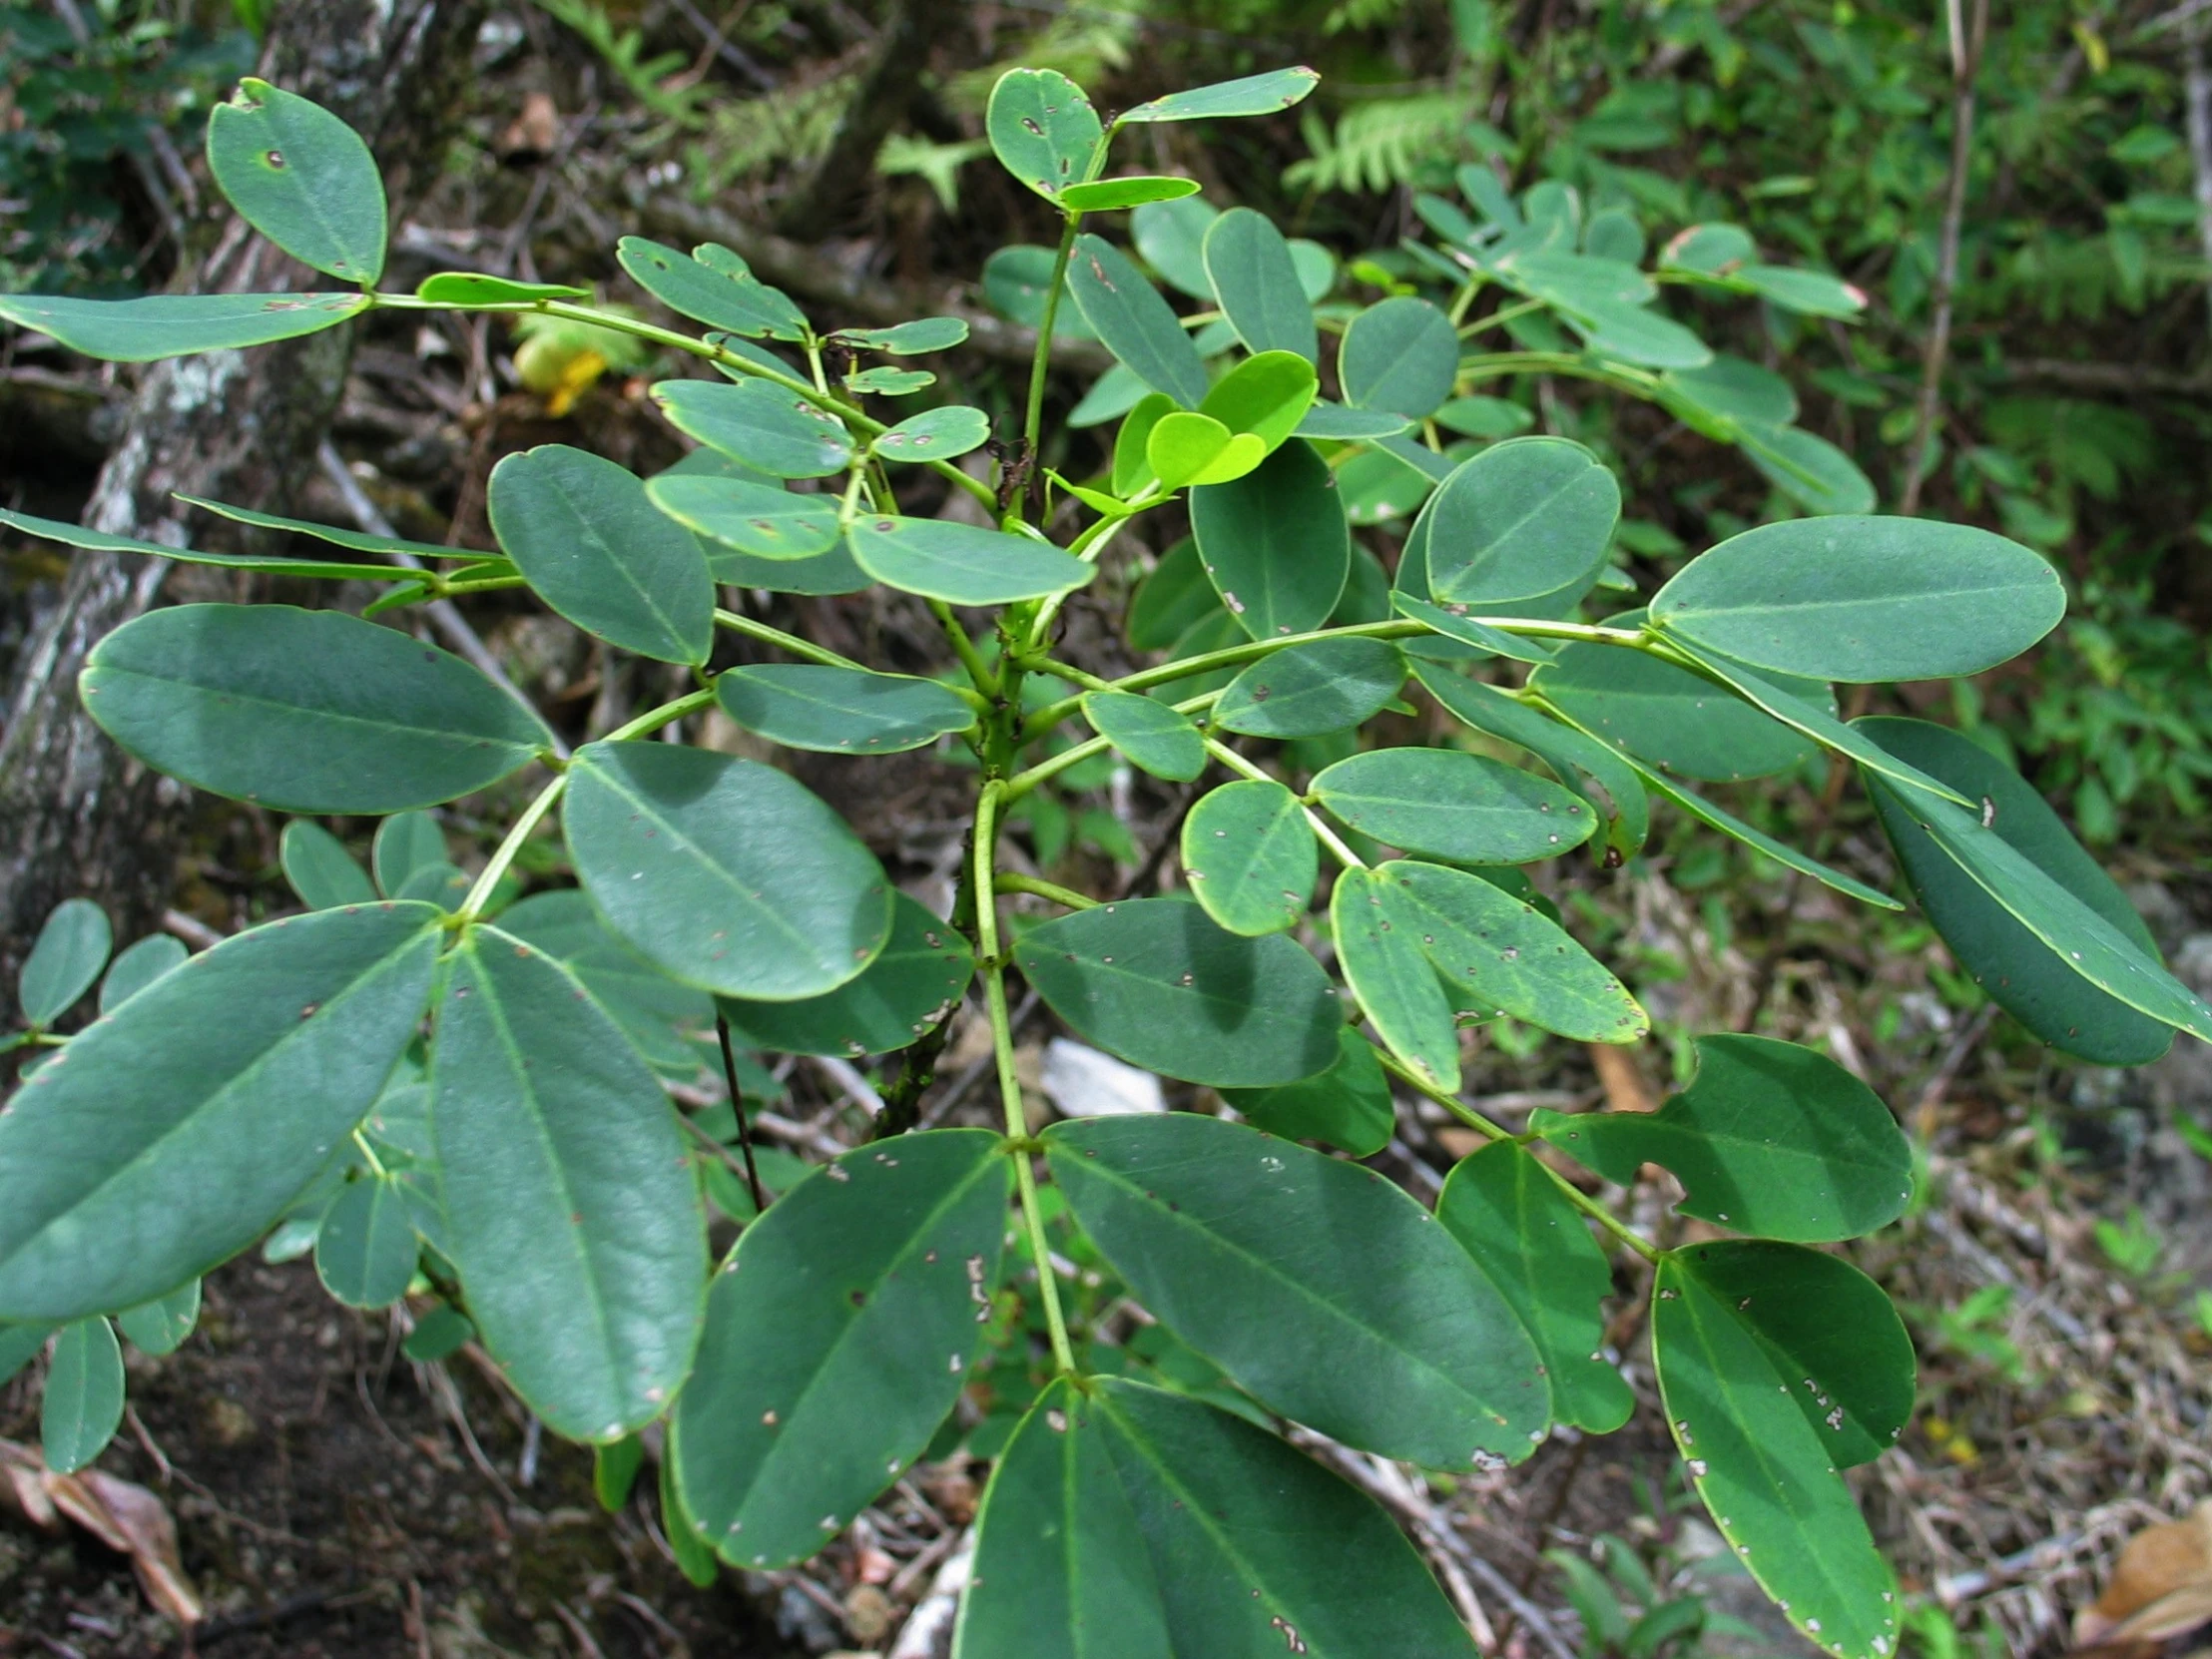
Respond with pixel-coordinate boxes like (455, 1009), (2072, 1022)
(848, 515), (1094, 605)
(565, 741), (892, 1000)
(1014, 899), (1339, 1087)
(1340, 296), (1458, 418)
(645, 472), (839, 559)
(1424, 438), (1620, 608)
(1413, 667), (1648, 858)
(42, 1318), (123, 1474)
(1084, 690), (1206, 782)
(0, 291), (368, 361)
(0, 903), (441, 1322)
(1061, 175), (1202, 212)
(618, 237), (807, 339)
(653, 378), (852, 478)
(205, 79), (385, 282)
(1214, 637), (1404, 739)
(672, 1129), (1008, 1567)
(874, 404), (992, 464)
(19, 898), (110, 1026)
(494, 889), (715, 1076)
(1532, 1035), (1911, 1242)
(1312, 748), (1598, 863)
(1203, 208), (1318, 362)
(718, 892), (973, 1058)
(1118, 67), (1321, 124)
(415, 273), (589, 305)
(1651, 517), (2065, 683)
(1437, 1141), (1632, 1433)
(987, 68), (1103, 201)
(1219, 1024), (1393, 1157)
(430, 927), (707, 1439)
(314, 1175), (418, 1309)
(1188, 440), (1348, 641)
(1068, 235), (1209, 407)
(81, 605), (551, 815)
(1332, 866), (1458, 1091)
(1180, 780), (1319, 938)
(1530, 641), (1822, 783)
(115, 1281), (200, 1357)
(97, 934), (188, 1014)
(717, 663), (973, 755)
(1046, 1114), (1548, 1465)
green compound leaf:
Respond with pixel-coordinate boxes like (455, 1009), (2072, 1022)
(1197, 350), (1318, 451)
(847, 515), (1095, 605)
(0, 290), (370, 362)
(80, 604), (552, 815)
(1437, 1141), (1633, 1433)
(19, 898), (110, 1027)
(1060, 175), (1202, 212)
(1214, 637), (1405, 739)
(1189, 439), (1349, 641)
(1857, 717), (2172, 1064)
(718, 892), (973, 1058)
(42, 1318), (124, 1475)
(1118, 66), (1321, 124)
(1531, 1034), (1912, 1243)
(832, 316), (969, 353)
(0, 505), (417, 584)
(673, 1129), (1009, 1568)
(1339, 295), (1459, 419)
(1014, 898), (1339, 1087)
(313, 1175), (419, 1310)
(98, 934), (188, 1014)
(489, 444), (714, 664)
(1045, 1114), (1549, 1467)
(1083, 690), (1206, 782)
(1180, 779), (1320, 938)
(1312, 748), (1598, 864)
(1423, 438), (1621, 609)
(1333, 866), (1459, 1092)
(565, 741), (892, 1001)
(430, 927), (707, 1441)
(414, 272), (589, 305)
(494, 890), (715, 1076)
(0, 902), (440, 1323)
(372, 812), (447, 898)
(717, 663), (975, 755)
(1068, 235), (1210, 407)
(205, 79), (386, 283)
(1652, 1248), (1904, 1659)
(1220, 1024), (1394, 1157)
(617, 237), (807, 339)
(1203, 208), (1319, 362)
(1530, 640), (1823, 784)
(873, 404), (993, 464)
(1742, 424), (1878, 517)
(1650, 517), (2065, 683)
(115, 1280), (200, 1357)
(987, 68), (1103, 202)
(1381, 858), (1648, 1042)
(653, 378), (853, 478)
(645, 472), (840, 559)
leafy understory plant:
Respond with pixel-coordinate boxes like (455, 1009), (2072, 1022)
(3, 66), (2207, 1659)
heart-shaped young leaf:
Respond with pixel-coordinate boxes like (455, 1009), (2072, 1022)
(1214, 637), (1405, 739)
(565, 741), (892, 1001)
(645, 472), (841, 559)
(1117, 66), (1322, 124)
(717, 663), (974, 755)
(115, 1280), (200, 1357)
(1220, 1023), (1395, 1156)
(986, 68), (1103, 202)
(1333, 866), (1459, 1091)
(1424, 438), (1620, 609)
(494, 890), (716, 1077)
(981, 246), (1097, 339)
(42, 1318), (124, 1475)
(1651, 517), (2065, 683)
(1146, 411), (1260, 489)
(653, 378), (852, 477)
(18, 898), (110, 1027)
(0, 902), (441, 1322)
(490, 445), (714, 664)
(313, 1175), (419, 1309)
(1046, 1115), (1549, 1466)
(1188, 439), (1349, 641)
(414, 272), (590, 305)
(82, 604), (550, 815)
(617, 237), (807, 339)
(1530, 641), (1821, 783)
(873, 404), (992, 464)
(1112, 393), (1177, 496)
(1180, 779), (1320, 937)
(0, 290), (371, 362)
(1741, 424), (1878, 516)
(206, 79), (386, 282)
(1651, 1250), (1901, 1659)
(1531, 1034), (1912, 1242)
(1059, 175), (1202, 212)
(718, 892), (973, 1059)
(1438, 1141), (1633, 1433)
(672, 1129), (1009, 1567)
(1312, 749), (1598, 863)
(846, 516), (1095, 605)
(1858, 717), (2173, 1064)
(1068, 235), (1210, 407)
(1203, 209), (1319, 362)
(97, 934), (188, 1014)
(1196, 349), (1319, 451)
(372, 812), (446, 898)
(1083, 690), (1206, 782)
(1382, 858), (1648, 1042)
(833, 316), (969, 353)
(1014, 898), (1339, 1087)
(1340, 295), (1458, 418)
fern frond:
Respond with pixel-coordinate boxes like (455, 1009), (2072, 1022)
(945, 3), (1140, 113)
(1284, 93), (1465, 195)
(685, 68), (860, 195)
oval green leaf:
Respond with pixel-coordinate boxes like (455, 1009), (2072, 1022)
(1196, 349), (1318, 450)
(1312, 748), (1598, 863)
(372, 811), (446, 898)
(494, 889), (716, 1076)
(653, 378), (852, 478)
(981, 245), (1096, 340)
(1083, 690), (1206, 782)
(846, 515), (1094, 605)
(1530, 641), (1821, 783)
(717, 663), (974, 755)
(1203, 208), (1319, 362)
(0, 290), (370, 361)
(986, 68), (1103, 202)
(1189, 439), (1349, 641)
(1180, 780), (1320, 938)
(42, 1318), (124, 1475)
(97, 934), (188, 1014)
(874, 404), (992, 464)
(1060, 175), (1202, 212)
(1117, 67), (1322, 124)
(617, 237), (807, 340)
(718, 892), (973, 1058)
(1332, 867), (1458, 1091)
(1219, 1023), (1395, 1157)
(314, 1175), (419, 1309)
(1215, 637), (1405, 739)
(206, 79), (386, 282)
(280, 822), (377, 910)
(1424, 438), (1621, 608)
(645, 472), (840, 560)
(1742, 424), (1878, 516)
(414, 272), (589, 305)
(19, 898), (111, 1027)
(115, 1280), (201, 1357)
(1068, 235), (1209, 407)
(1340, 295), (1458, 418)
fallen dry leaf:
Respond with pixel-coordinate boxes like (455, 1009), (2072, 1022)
(0, 1438), (202, 1626)
(1586, 1041), (1659, 1114)
(2073, 1499), (2212, 1650)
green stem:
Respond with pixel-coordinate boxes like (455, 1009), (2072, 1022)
(1023, 506), (1147, 652)
(1022, 213), (1085, 480)
(1457, 349), (1662, 399)
(350, 1128), (390, 1179)
(994, 873), (1098, 910)
(454, 772), (567, 924)
(1201, 737), (1367, 869)
(1456, 297), (1546, 338)
(930, 600), (999, 700)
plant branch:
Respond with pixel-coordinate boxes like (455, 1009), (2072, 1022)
(1023, 213), (1085, 478)
(993, 873), (1098, 909)
(714, 1013), (769, 1215)
(454, 772), (567, 924)
(1201, 738), (1368, 869)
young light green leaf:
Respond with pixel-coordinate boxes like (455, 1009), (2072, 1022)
(0, 902), (441, 1322)
(1437, 1141), (1633, 1433)
(1059, 175), (1203, 212)
(986, 68), (1103, 202)
(429, 927), (707, 1440)
(314, 1175), (419, 1309)
(565, 741), (892, 1001)
(205, 79), (386, 282)
(80, 604), (552, 815)
(873, 404), (992, 464)
(19, 898), (110, 1027)
(1333, 866), (1459, 1091)
(494, 889), (716, 1076)
(115, 1280), (200, 1357)
(653, 378), (853, 478)
(717, 663), (974, 755)
(1312, 749), (1598, 863)
(98, 934), (189, 1014)
(1530, 640), (1822, 784)
(1424, 438), (1621, 608)
(1220, 1023), (1395, 1157)
(617, 237), (807, 339)
(1531, 1034), (1912, 1242)
(717, 893), (973, 1058)
(1203, 208), (1319, 362)
(1180, 779), (1320, 938)
(1045, 1114), (1548, 1466)
(1382, 858), (1648, 1042)
(42, 1318), (124, 1475)
(1083, 690), (1206, 782)
(1650, 517), (2065, 683)
(1196, 349), (1319, 451)
(847, 515), (1095, 605)
(0, 290), (370, 362)
(1340, 295), (1458, 418)
(1147, 411), (1264, 489)
(1214, 637), (1405, 739)
(645, 472), (840, 559)
(1067, 235), (1210, 407)
(414, 272), (589, 305)
(1117, 67), (1322, 125)
(1189, 439), (1348, 641)
(1014, 898), (1339, 1087)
